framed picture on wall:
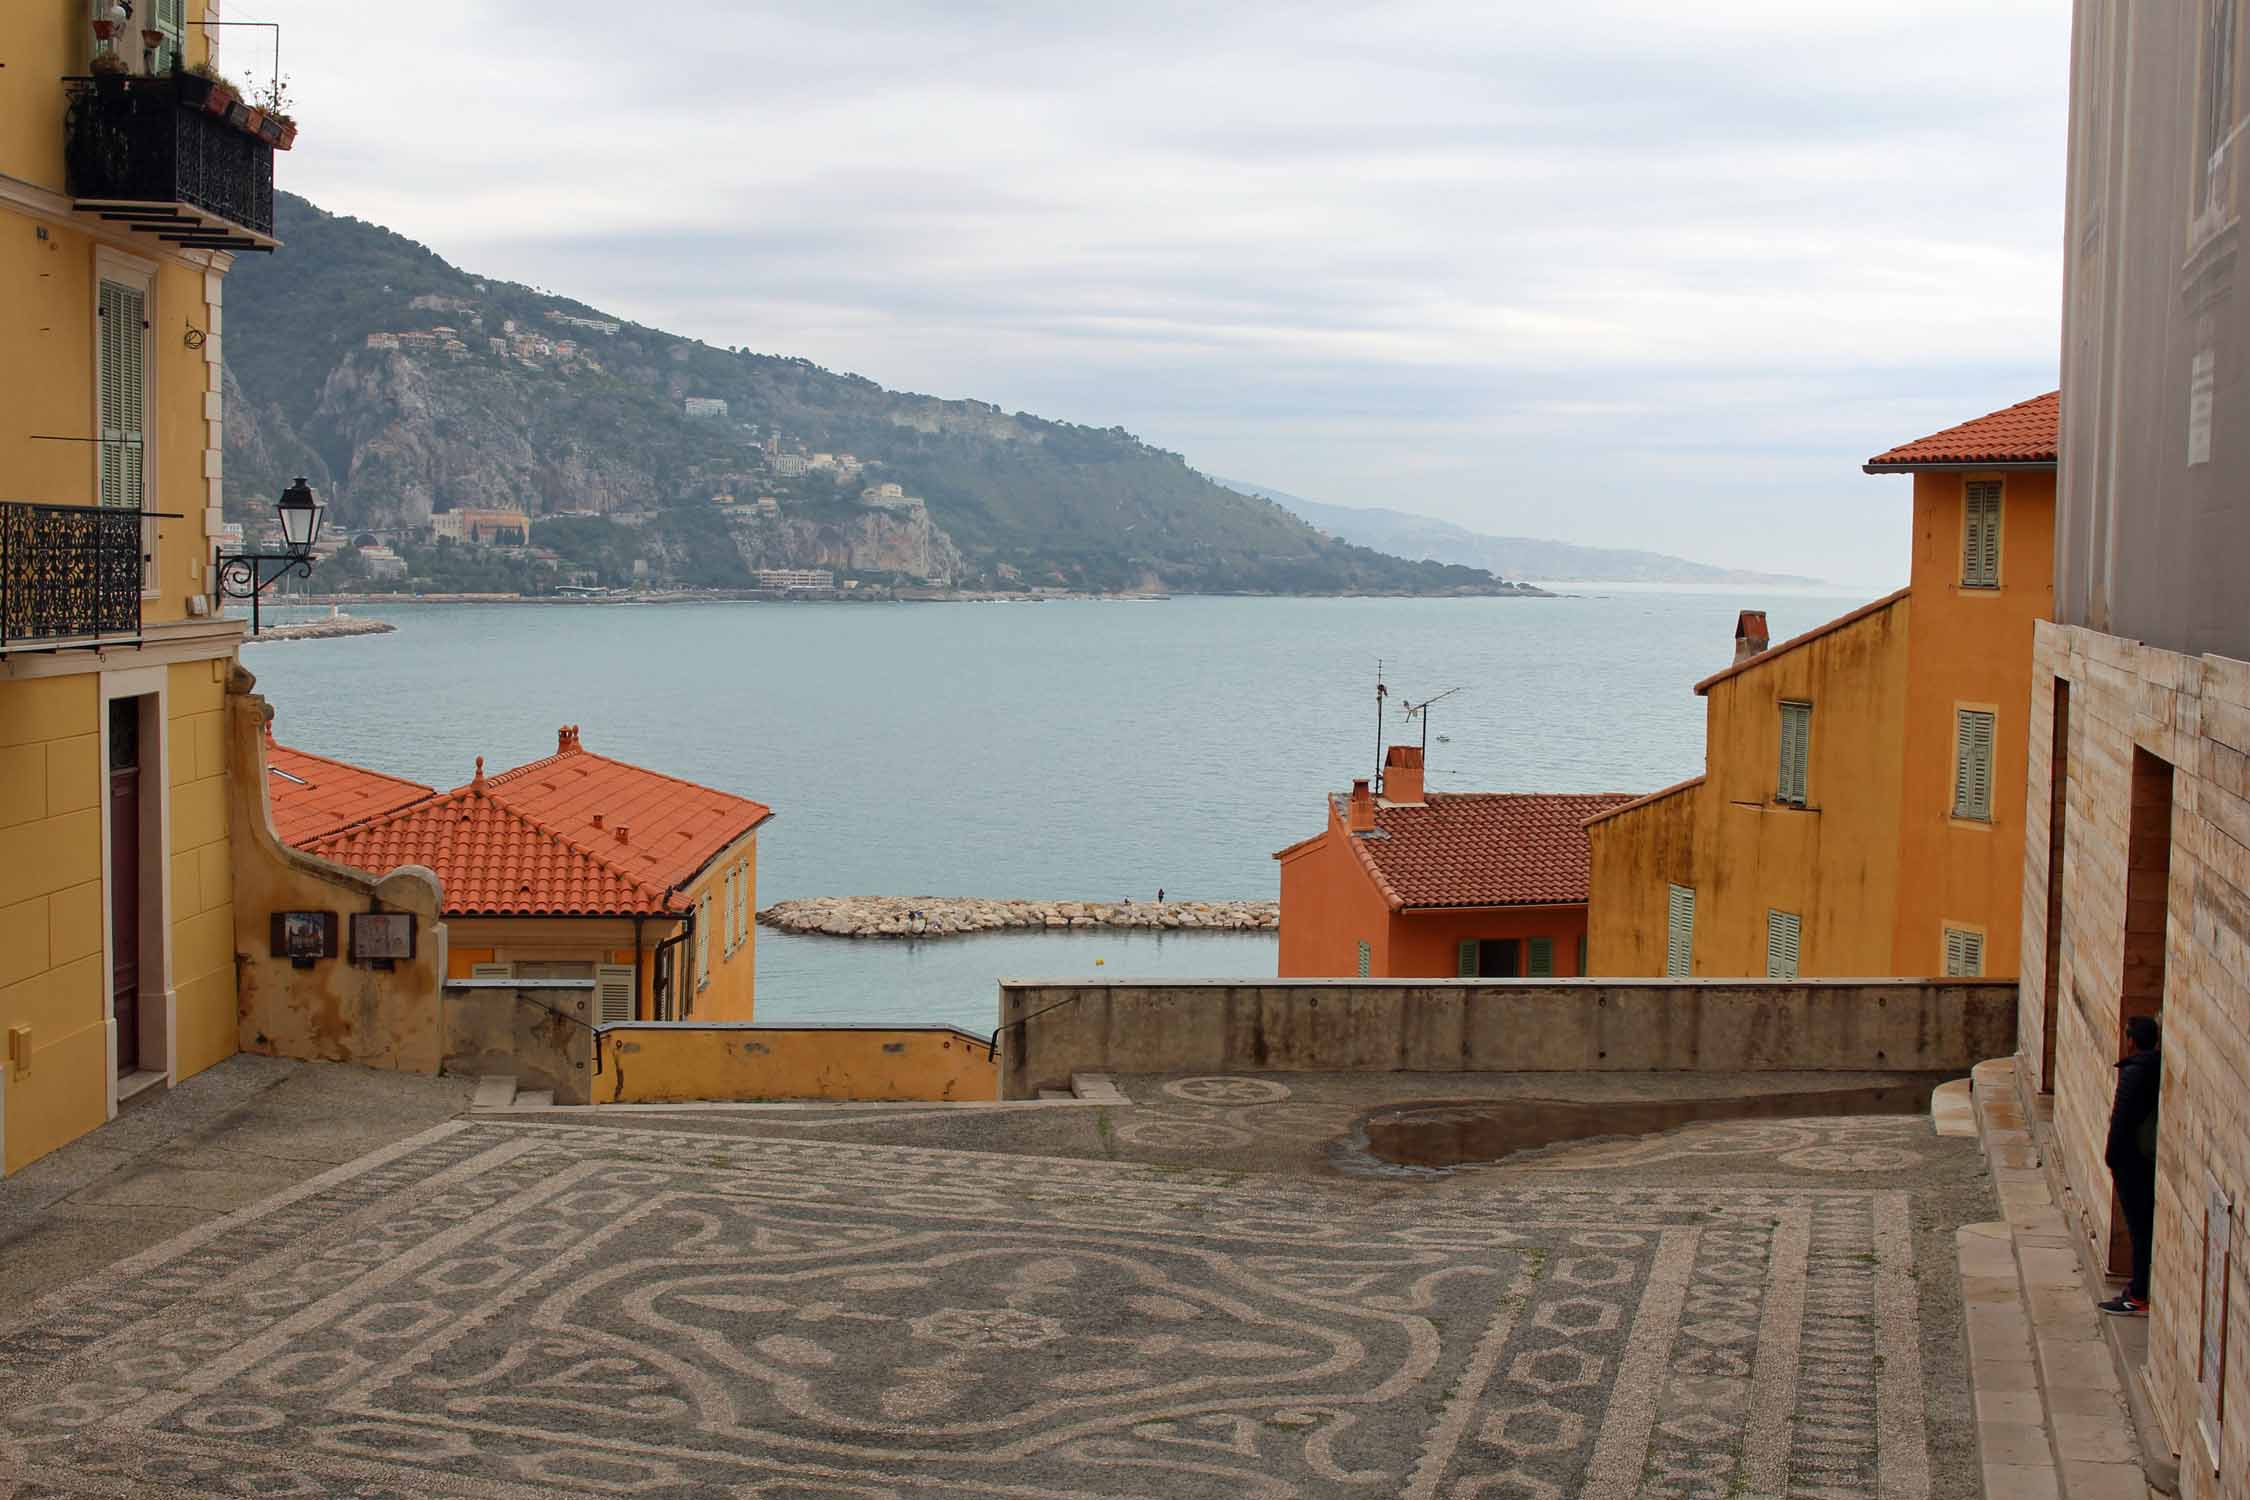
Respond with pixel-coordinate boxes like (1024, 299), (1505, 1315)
(269, 912), (339, 966)
(350, 912), (416, 962)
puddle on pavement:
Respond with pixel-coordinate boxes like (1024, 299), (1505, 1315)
(1346, 1081), (1939, 1174)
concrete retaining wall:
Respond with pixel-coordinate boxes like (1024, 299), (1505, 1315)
(997, 977), (2017, 1099)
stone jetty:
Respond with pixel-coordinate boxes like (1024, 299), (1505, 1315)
(242, 616), (397, 643)
(758, 897), (1278, 939)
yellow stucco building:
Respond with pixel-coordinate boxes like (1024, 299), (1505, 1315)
(1585, 393), (2058, 981)
(2, 4), (285, 1171)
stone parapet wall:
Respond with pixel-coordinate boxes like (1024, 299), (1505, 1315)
(997, 977), (2017, 1100)
(2023, 621), (2250, 1477)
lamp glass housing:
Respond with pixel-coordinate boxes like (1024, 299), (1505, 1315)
(276, 479), (324, 555)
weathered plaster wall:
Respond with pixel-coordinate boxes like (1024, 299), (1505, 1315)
(600, 1024), (998, 1103)
(998, 977), (2016, 1099)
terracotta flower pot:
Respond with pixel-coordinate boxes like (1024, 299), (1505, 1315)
(271, 117), (298, 150)
(91, 18), (118, 40)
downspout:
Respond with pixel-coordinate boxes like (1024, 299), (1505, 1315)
(631, 915), (644, 1022)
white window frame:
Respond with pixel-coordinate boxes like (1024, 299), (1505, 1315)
(1777, 700), (1812, 806)
(1666, 884), (1695, 978)
(1953, 707), (1998, 822)
(1962, 480), (2003, 589)
(93, 250), (159, 597)
(1766, 909), (1802, 979)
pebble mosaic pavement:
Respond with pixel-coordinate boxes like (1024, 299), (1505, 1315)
(0, 1110), (1939, 1499)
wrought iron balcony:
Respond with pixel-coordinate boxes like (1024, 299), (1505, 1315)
(0, 502), (156, 654)
(63, 75), (277, 253)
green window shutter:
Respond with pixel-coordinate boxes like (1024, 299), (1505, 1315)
(1358, 940), (1373, 978)
(1954, 710), (1996, 819)
(1577, 934), (1588, 975)
(1665, 885), (1695, 978)
(1943, 926), (1984, 977)
(98, 281), (147, 512)
(1777, 701), (1811, 804)
(594, 964), (637, 1024)
(1766, 910), (1801, 979)
(1963, 482), (2002, 587)
(1455, 939), (1477, 977)
(1527, 938), (1554, 977)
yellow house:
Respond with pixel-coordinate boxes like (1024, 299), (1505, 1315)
(1, 4), (289, 1172)
(271, 727), (772, 1022)
(1585, 393), (2057, 980)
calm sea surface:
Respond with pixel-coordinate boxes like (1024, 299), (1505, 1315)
(243, 588), (1861, 1032)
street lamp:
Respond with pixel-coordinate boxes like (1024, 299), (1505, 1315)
(214, 477), (326, 635)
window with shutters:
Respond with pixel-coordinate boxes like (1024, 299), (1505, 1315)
(1962, 482), (2003, 588)
(1776, 700), (1812, 805)
(1954, 708), (1997, 821)
(1577, 934), (1588, 976)
(594, 964), (637, 1024)
(723, 870), (738, 954)
(1356, 941), (1371, 978)
(152, 0), (187, 74)
(1766, 910), (1802, 979)
(1943, 925), (1985, 977)
(469, 961), (513, 980)
(696, 893), (712, 988)
(1665, 885), (1695, 978)
(96, 271), (155, 590)
(1527, 937), (1554, 977)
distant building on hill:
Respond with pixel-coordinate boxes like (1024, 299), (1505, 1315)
(1275, 746), (1634, 979)
(684, 397), (729, 419)
(430, 507), (532, 545)
(1585, 392), (2058, 981)
(754, 568), (835, 592)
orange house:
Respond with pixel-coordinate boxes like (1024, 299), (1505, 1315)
(1276, 746), (1635, 978)
(1584, 393), (2057, 979)
(263, 726), (771, 1021)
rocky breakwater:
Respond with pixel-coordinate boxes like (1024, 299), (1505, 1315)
(759, 897), (1279, 939)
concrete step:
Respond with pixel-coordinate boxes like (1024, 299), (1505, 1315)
(1932, 1077), (1976, 1137)
(471, 1075), (518, 1111)
(1070, 1073), (1128, 1104)
(513, 1089), (555, 1110)
(1960, 1058), (2155, 1500)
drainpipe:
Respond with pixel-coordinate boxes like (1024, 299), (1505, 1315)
(630, 915), (643, 1022)
(652, 926), (692, 1021)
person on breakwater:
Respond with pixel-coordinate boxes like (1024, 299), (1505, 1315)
(1157, 888), (1165, 903)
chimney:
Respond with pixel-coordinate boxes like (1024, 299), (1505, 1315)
(591, 812), (604, 830)
(1347, 778), (1376, 833)
(614, 824), (630, 845)
(1382, 744), (1425, 804)
(558, 724), (581, 753)
(1733, 610), (1770, 665)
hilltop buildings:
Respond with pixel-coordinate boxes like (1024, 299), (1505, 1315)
(1585, 394), (2058, 980)
(1276, 747), (1633, 977)
(2020, 5), (2250, 1487)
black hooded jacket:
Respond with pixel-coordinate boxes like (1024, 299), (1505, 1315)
(2105, 1045), (2161, 1173)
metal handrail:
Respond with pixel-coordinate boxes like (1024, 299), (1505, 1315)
(0, 500), (181, 656)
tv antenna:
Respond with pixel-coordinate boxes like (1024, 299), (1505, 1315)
(1372, 661), (1390, 792)
(1401, 685), (1466, 757)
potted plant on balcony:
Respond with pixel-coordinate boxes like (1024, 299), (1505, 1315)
(176, 61), (239, 119)
(254, 76), (298, 150)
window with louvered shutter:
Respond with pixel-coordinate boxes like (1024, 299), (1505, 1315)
(1766, 910), (1802, 979)
(97, 281), (147, 513)
(1954, 709), (1997, 820)
(1455, 939), (1475, 977)
(1577, 934), (1588, 975)
(594, 964), (637, 1024)
(469, 962), (513, 980)
(1963, 482), (2002, 588)
(1527, 937), (1554, 977)
(1944, 926), (1985, 977)
(696, 893), (712, 988)
(1666, 885), (1695, 978)
(1358, 941), (1372, 978)
(1777, 701), (1812, 805)
(154, 0), (186, 73)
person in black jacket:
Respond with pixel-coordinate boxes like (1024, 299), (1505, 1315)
(2100, 1015), (2162, 1315)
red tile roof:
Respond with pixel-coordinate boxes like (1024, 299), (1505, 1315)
(1692, 588), (1911, 696)
(265, 735), (435, 845)
(1339, 791), (1640, 910)
(275, 726), (772, 918)
(1863, 391), (2059, 471)
(477, 726), (772, 896)
(308, 784), (678, 917)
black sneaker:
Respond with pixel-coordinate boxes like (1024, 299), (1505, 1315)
(2097, 1293), (2148, 1315)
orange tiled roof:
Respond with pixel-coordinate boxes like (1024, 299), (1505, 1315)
(1339, 791), (1640, 911)
(478, 726), (772, 895)
(265, 735), (435, 845)
(1863, 391), (2059, 471)
(307, 779), (679, 917)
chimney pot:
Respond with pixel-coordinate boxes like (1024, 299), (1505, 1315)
(592, 812), (604, 830)
(1347, 778), (1377, 834)
(1733, 610), (1771, 665)
(1382, 744), (1426, 804)
(615, 824), (629, 844)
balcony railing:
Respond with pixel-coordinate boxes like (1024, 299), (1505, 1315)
(63, 76), (277, 252)
(0, 502), (158, 654)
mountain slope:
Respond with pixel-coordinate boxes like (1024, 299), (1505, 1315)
(219, 195), (1509, 596)
(1224, 482), (1822, 586)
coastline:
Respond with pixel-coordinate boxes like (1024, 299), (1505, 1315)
(265, 583), (1553, 607)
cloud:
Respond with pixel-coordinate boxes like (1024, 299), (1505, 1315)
(247, 0), (2065, 584)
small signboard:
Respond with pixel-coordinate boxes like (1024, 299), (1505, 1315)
(268, 911), (339, 968)
(351, 912), (417, 963)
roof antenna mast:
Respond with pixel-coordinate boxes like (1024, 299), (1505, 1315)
(1401, 685), (1466, 760)
(1373, 661), (1389, 794)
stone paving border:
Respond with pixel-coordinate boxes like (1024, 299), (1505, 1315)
(1958, 1058), (2155, 1500)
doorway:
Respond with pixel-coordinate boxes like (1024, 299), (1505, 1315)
(107, 697), (142, 1077)
(2109, 745), (2173, 1275)
(1474, 939), (1521, 978)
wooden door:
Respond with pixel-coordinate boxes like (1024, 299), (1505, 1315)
(108, 700), (141, 1076)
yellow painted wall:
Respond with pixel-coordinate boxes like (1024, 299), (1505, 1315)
(602, 1025), (999, 1104)
(1889, 472), (2056, 978)
(0, 676), (108, 1173)
(681, 831), (758, 1022)
(1587, 597), (1912, 976)
(2, 5), (214, 197)
(167, 659), (236, 1078)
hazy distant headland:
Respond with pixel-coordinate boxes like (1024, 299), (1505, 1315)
(1224, 481), (1823, 587)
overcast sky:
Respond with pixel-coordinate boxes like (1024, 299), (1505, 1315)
(246, 1), (2065, 586)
